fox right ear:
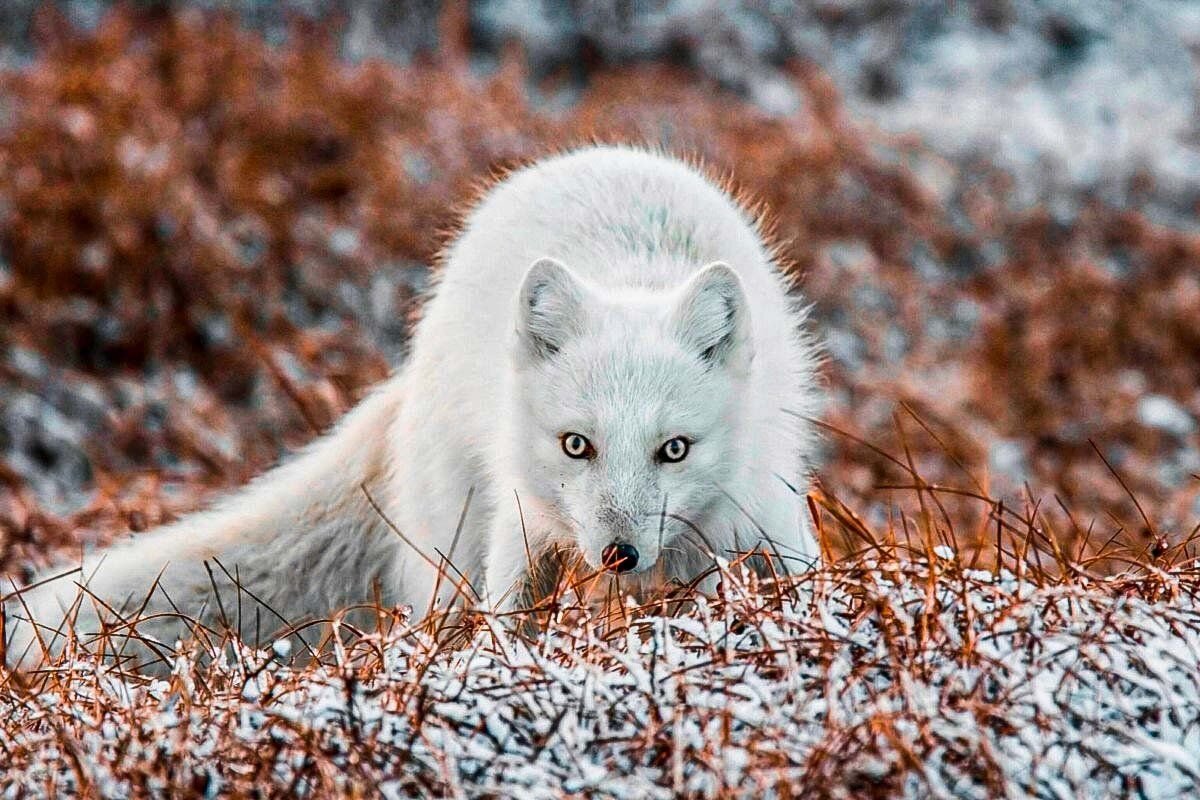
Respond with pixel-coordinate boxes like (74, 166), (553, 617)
(515, 257), (587, 360)
(671, 262), (753, 371)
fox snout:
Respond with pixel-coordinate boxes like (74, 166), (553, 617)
(601, 542), (640, 573)
(589, 504), (663, 574)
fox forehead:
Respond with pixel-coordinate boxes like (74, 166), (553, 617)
(530, 340), (728, 437)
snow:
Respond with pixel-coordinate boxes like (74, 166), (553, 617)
(5, 1), (1194, 218)
(472, 0), (1200, 217)
(988, 439), (1029, 486)
(1138, 395), (1197, 438)
(4, 561), (1200, 797)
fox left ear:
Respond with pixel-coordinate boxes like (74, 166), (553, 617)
(515, 256), (589, 360)
(670, 262), (753, 370)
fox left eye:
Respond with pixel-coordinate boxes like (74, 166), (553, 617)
(657, 437), (690, 463)
(561, 432), (595, 460)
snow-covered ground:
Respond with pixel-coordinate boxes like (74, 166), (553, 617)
(7, 1), (1196, 215)
(5, 559), (1199, 797)
(476, 0), (1200, 220)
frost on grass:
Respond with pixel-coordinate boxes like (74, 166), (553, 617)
(4, 557), (1199, 798)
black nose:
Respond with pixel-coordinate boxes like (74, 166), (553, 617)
(601, 542), (639, 573)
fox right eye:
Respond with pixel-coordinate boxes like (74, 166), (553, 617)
(561, 433), (595, 460)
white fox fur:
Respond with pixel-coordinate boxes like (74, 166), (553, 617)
(4, 145), (822, 670)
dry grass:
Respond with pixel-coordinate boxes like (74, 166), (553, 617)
(3, 479), (1199, 797)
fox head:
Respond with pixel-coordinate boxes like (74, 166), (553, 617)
(508, 256), (754, 576)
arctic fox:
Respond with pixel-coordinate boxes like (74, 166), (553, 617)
(4, 145), (822, 669)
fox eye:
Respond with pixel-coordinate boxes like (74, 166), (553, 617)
(561, 432), (594, 460)
(657, 437), (690, 463)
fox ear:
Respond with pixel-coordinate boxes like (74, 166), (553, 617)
(671, 262), (753, 369)
(516, 257), (588, 360)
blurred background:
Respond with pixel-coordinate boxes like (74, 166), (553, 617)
(0, 1), (1197, 576)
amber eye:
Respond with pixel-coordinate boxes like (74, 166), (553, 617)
(561, 433), (594, 459)
(658, 437), (690, 463)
